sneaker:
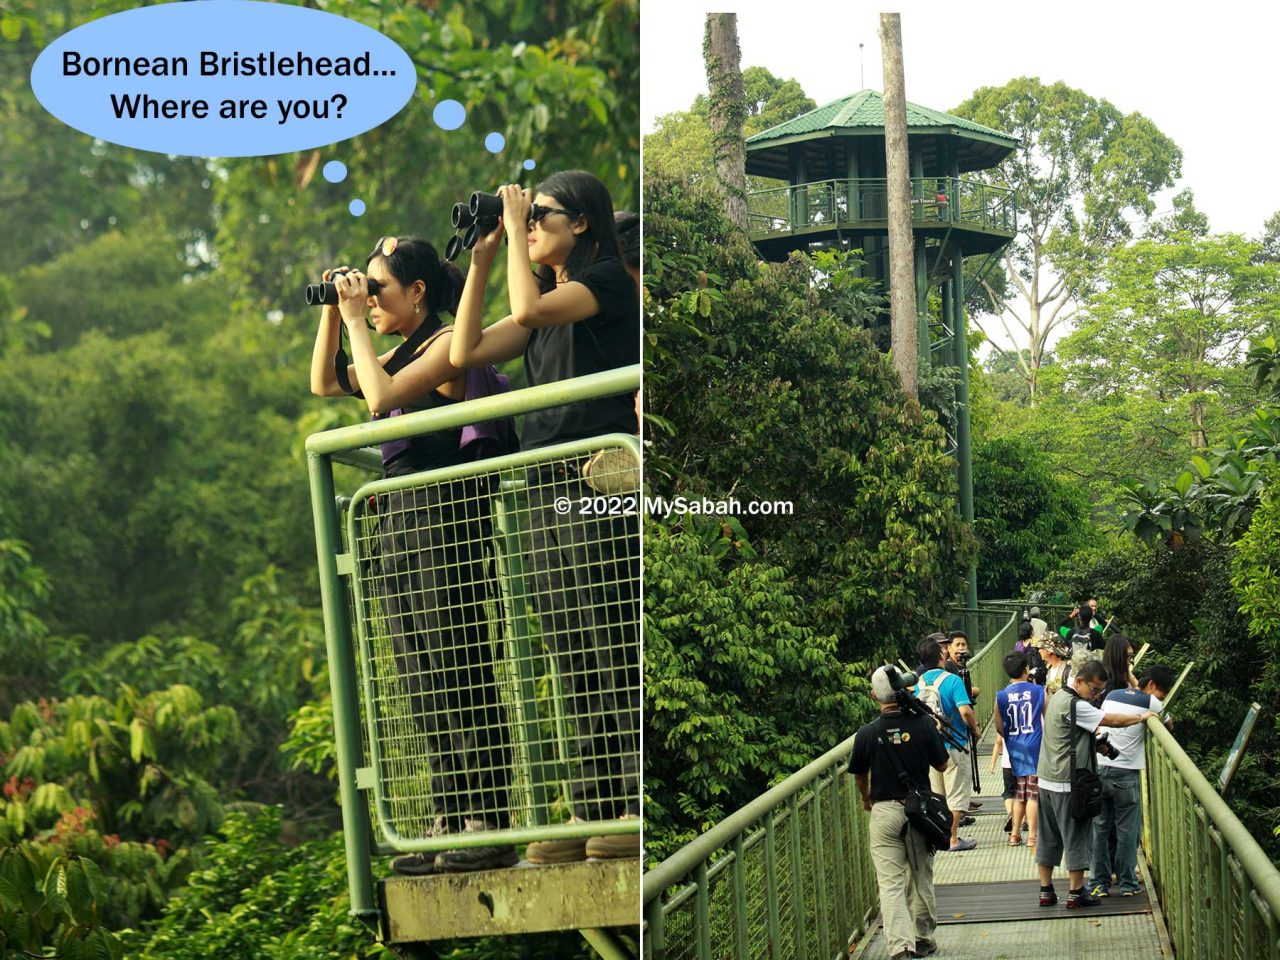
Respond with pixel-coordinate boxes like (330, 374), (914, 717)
(526, 817), (589, 865)
(889, 952), (918, 960)
(1039, 886), (1058, 907)
(585, 826), (641, 860)
(915, 938), (938, 956)
(1088, 882), (1110, 898)
(391, 817), (449, 876)
(958, 815), (976, 827)
(1121, 889), (1142, 897)
(390, 852), (440, 876)
(968, 801), (983, 811)
(434, 819), (518, 873)
(947, 838), (977, 852)
(1066, 889), (1101, 909)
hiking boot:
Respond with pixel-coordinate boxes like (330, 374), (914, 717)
(434, 819), (518, 873)
(1066, 889), (1101, 909)
(889, 952), (917, 960)
(526, 817), (589, 865)
(1039, 886), (1058, 907)
(585, 816), (641, 860)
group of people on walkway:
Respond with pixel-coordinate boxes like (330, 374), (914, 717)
(849, 610), (1177, 960)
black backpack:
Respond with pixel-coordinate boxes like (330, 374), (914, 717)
(875, 719), (953, 851)
(1067, 693), (1104, 819)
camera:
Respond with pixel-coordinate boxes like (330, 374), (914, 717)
(305, 269), (383, 306)
(444, 192), (503, 262)
(1095, 733), (1119, 760)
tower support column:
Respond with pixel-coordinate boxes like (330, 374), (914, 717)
(950, 243), (978, 608)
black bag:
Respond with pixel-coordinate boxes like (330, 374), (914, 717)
(1067, 694), (1103, 820)
(876, 722), (953, 851)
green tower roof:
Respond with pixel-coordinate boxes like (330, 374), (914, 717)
(745, 89), (1018, 180)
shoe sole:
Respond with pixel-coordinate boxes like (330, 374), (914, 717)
(436, 850), (519, 873)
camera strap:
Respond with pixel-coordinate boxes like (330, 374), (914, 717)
(334, 316), (443, 396)
(874, 715), (929, 794)
(1067, 690), (1098, 780)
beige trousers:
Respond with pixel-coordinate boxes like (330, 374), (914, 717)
(869, 801), (937, 956)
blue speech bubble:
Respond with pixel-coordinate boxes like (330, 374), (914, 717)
(349, 199), (366, 217)
(29, 1), (416, 157)
(484, 131), (505, 153)
(433, 99), (465, 131)
(323, 160), (347, 183)
(523, 159), (536, 171)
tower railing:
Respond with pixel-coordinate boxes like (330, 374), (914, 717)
(306, 365), (642, 932)
(745, 176), (1016, 237)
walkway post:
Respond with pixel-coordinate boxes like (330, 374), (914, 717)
(950, 241), (979, 608)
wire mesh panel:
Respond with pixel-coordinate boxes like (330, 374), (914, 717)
(345, 436), (641, 850)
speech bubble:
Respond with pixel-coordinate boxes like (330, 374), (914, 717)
(29, 0), (416, 157)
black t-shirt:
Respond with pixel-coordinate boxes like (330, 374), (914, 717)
(848, 710), (949, 802)
(521, 257), (640, 450)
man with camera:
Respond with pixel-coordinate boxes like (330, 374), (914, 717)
(851, 666), (951, 960)
(1087, 665), (1175, 899)
(1035, 660), (1156, 909)
(916, 636), (980, 851)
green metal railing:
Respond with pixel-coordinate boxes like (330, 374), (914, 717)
(1144, 717), (1280, 960)
(642, 736), (878, 960)
(746, 176), (1016, 237)
(307, 365), (641, 919)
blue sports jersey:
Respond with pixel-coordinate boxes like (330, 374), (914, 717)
(997, 681), (1045, 777)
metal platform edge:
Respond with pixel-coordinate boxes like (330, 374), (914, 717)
(378, 858), (641, 942)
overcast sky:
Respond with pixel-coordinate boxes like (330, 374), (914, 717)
(641, 1), (1280, 239)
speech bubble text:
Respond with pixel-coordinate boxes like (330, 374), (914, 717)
(30, 1), (417, 157)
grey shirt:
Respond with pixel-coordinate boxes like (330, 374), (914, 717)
(1036, 687), (1104, 791)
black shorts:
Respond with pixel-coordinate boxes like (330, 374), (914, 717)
(1002, 767), (1017, 800)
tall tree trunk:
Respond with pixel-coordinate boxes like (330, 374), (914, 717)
(704, 14), (748, 233)
(880, 13), (917, 400)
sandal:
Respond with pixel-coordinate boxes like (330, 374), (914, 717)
(1008, 834), (1023, 846)
(1028, 836), (1037, 848)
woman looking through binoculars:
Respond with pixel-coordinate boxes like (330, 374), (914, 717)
(309, 235), (515, 875)
(449, 170), (641, 863)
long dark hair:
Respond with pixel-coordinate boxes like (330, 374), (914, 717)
(365, 236), (465, 318)
(1102, 634), (1133, 693)
(533, 170), (622, 294)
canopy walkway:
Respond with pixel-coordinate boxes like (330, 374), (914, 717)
(643, 604), (1280, 960)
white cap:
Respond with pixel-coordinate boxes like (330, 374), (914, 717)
(870, 666), (899, 704)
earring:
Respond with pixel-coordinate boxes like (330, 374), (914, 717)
(415, 302), (422, 315)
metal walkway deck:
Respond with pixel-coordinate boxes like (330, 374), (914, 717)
(850, 725), (1172, 959)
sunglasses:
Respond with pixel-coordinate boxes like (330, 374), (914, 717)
(528, 203), (578, 227)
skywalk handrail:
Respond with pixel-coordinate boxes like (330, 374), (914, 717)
(306, 364), (641, 456)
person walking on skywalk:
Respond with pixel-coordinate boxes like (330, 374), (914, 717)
(915, 636), (980, 851)
(851, 666), (951, 960)
(1035, 660), (1155, 909)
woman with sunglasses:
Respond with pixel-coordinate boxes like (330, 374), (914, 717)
(449, 170), (640, 864)
(310, 235), (515, 875)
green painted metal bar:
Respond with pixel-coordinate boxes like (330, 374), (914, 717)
(1144, 715), (1280, 960)
(643, 897), (664, 960)
(731, 836), (748, 959)
(812, 782), (829, 955)
(694, 861), (711, 960)
(580, 928), (634, 960)
(788, 795), (807, 960)
(307, 450), (377, 918)
(763, 816), (781, 960)
(306, 365), (641, 457)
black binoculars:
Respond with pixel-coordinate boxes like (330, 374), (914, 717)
(305, 269), (384, 306)
(444, 192), (503, 262)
